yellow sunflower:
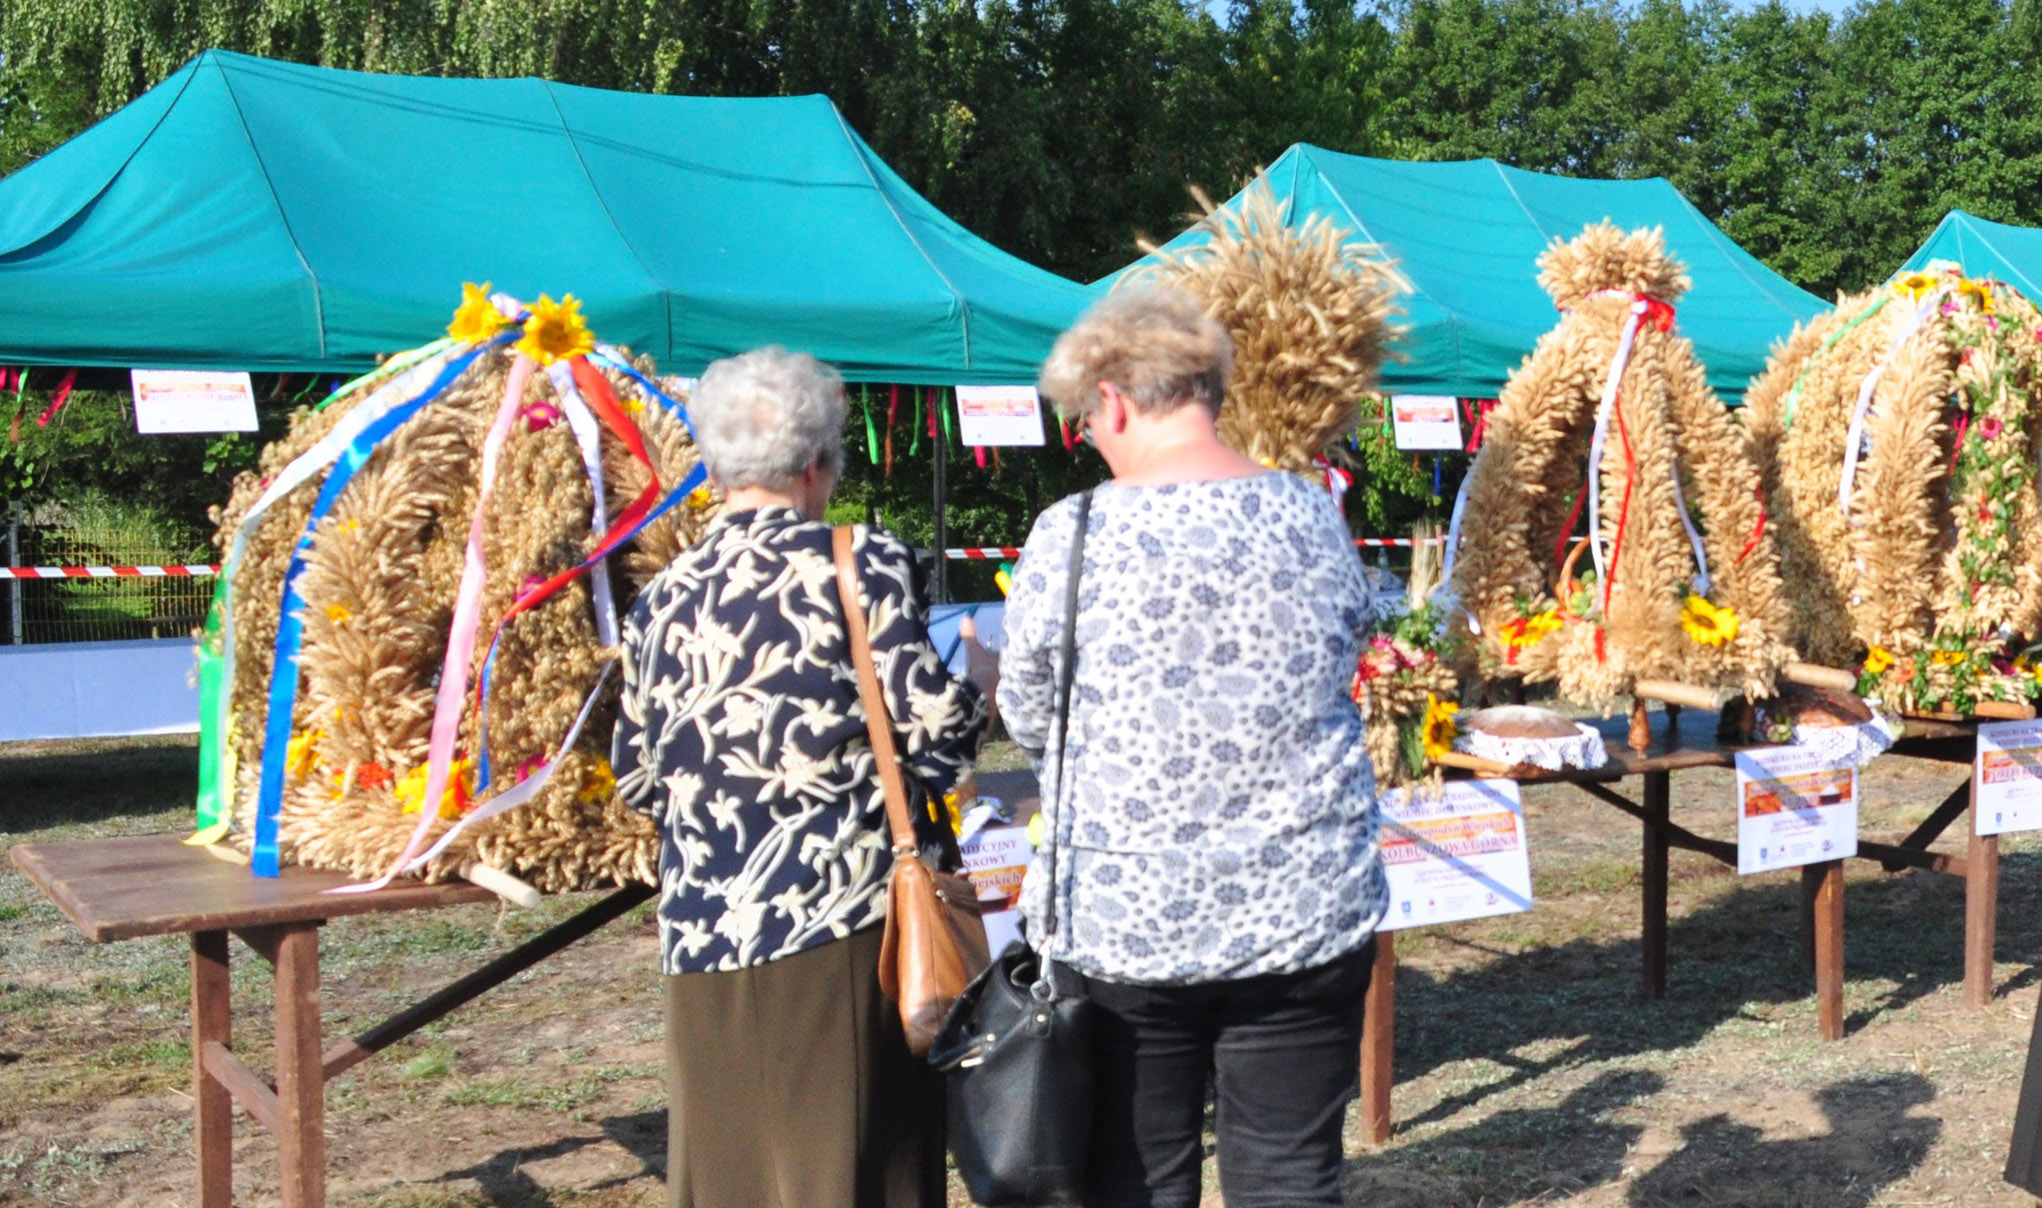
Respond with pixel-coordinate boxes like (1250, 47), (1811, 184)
(324, 603), (353, 626)
(1930, 649), (1966, 667)
(1678, 595), (1739, 647)
(516, 293), (596, 366)
(1863, 646), (1894, 676)
(1893, 271), (1940, 301)
(1422, 693), (1460, 760)
(1956, 276), (1996, 315)
(446, 281), (511, 345)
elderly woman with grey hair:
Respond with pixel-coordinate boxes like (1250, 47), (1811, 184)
(612, 346), (990, 1208)
(998, 288), (1386, 1208)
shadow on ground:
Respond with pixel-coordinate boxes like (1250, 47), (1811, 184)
(431, 1109), (665, 1206)
(1384, 847), (2042, 1124)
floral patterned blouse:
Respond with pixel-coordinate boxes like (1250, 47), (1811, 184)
(613, 507), (988, 974)
(997, 473), (1387, 985)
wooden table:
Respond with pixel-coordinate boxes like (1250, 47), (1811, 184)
(1358, 708), (2002, 1145)
(9, 834), (652, 1208)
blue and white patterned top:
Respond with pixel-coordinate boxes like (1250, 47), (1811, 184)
(613, 507), (987, 974)
(997, 472), (1387, 985)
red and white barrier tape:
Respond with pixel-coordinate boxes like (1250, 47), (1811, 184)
(0, 564), (219, 580)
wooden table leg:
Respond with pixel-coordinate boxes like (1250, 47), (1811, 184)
(1967, 794), (1999, 1009)
(273, 924), (325, 1208)
(1805, 860), (1844, 1040)
(1641, 770), (1669, 999)
(192, 930), (232, 1208)
(1359, 932), (1396, 1146)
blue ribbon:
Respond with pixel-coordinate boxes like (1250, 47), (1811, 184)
(249, 340), (500, 876)
(474, 459), (709, 790)
(592, 349), (698, 438)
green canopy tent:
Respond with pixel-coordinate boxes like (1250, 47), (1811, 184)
(1106, 144), (1826, 402)
(1901, 210), (2042, 299)
(0, 50), (1090, 383)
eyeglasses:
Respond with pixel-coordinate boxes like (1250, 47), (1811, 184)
(1076, 414), (1097, 448)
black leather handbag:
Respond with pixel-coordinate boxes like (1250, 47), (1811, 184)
(932, 490), (1095, 1207)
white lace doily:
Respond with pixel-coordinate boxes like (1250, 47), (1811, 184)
(1454, 722), (1609, 771)
(1360, 564), (1408, 627)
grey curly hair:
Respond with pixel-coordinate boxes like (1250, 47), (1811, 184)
(690, 346), (847, 489)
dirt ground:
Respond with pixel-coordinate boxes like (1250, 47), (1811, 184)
(4, 732), (2042, 1207)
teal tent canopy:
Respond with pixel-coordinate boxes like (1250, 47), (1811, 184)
(1902, 211), (2042, 300)
(0, 50), (1090, 383)
(1107, 145), (1826, 402)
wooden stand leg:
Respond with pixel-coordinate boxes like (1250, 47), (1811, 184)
(1806, 860), (1844, 1040)
(192, 930), (232, 1208)
(273, 924), (325, 1208)
(1641, 771), (1669, 999)
(1967, 797), (1999, 1009)
(1359, 932), (1396, 1146)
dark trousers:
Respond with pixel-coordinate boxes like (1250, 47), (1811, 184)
(1075, 939), (1375, 1208)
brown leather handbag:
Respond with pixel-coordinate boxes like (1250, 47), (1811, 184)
(833, 526), (991, 1056)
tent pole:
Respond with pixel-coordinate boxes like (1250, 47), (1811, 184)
(932, 405), (949, 605)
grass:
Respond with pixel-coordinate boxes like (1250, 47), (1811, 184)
(5, 733), (2042, 1207)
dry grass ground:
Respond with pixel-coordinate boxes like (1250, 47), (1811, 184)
(3, 733), (2040, 1207)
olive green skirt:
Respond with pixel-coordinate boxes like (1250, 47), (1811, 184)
(663, 925), (945, 1208)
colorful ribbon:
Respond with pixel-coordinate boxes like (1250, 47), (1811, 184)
(193, 343), (474, 846)
(402, 663), (615, 873)
(1582, 293), (1673, 600)
(473, 358), (655, 790)
(329, 352), (537, 893)
(247, 344), (494, 873)
(35, 370), (77, 427)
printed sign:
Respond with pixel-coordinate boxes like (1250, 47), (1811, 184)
(961, 807), (1033, 954)
(1378, 779), (1533, 931)
(1975, 719), (2042, 836)
(1389, 394), (1463, 451)
(954, 385), (1046, 447)
(1735, 745), (1858, 873)
(131, 369), (260, 434)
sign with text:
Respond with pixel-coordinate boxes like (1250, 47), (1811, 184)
(1975, 719), (2042, 836)
(1378, 779), (1532, 931)
(954, 385), (1046, 447)
(1735, 745), (1858, 874)
(1389, 394), (1463, 451)
(961, 808), (1033, 954)
(131, 370), (259, 434)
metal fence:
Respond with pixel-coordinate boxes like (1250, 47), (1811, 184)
(4, 512), (213, 644)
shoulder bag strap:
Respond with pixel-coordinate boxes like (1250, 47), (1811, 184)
(833, 525), (918, 855)
(1041, 490), (1093, 943)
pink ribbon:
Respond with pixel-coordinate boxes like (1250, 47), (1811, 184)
(330, 352), (535, 894)
(36, 370), (77, 427)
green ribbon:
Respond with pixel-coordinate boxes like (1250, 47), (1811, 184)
(862, 386), (879, 465)
(314, 339), (454, 412)
(190, 583), (230, 841)
(1783, 294), (1891, 428)
(909, 388), (923, 456)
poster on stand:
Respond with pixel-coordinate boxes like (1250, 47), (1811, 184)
(954, 385), (1046, 447)
(960, 797), (1033, 954)
(1389, 394), (1463, 450)
(1378, 779), (1532, 931)
(1974, 719), (2042, 836)
(1734, 745), (1857, 874)
(131, 370), (258, 433)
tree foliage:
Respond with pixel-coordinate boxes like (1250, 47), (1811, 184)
(3, 0), (2042, 550)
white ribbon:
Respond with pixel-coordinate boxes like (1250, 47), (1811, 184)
(1440, 472), (1477, 633)
(545, 363), (621, 648)
(1839, 291), (1946, 518)
(1668, 463), (1712, 598)
(401, 663), (616, 872)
